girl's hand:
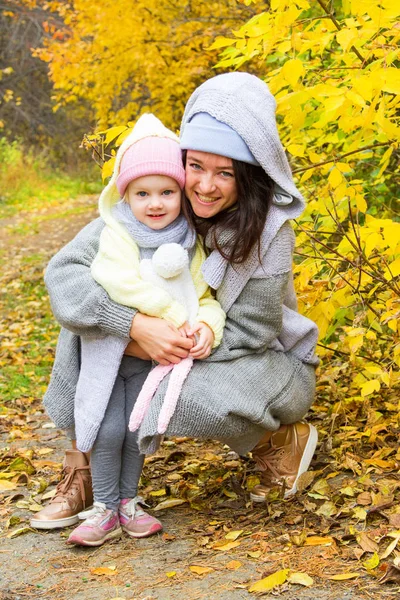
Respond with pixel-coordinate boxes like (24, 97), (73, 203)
(124, 340), (151, 361)
(188, 322), (214, 359)
(130, 313), (194, 366)
(178, 321), (192, 338)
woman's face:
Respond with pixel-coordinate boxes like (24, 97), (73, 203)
(185, 151), (238, 219)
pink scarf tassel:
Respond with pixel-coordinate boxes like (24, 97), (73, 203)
(129, 363), (173, 432)
(128, 357), (194, 434)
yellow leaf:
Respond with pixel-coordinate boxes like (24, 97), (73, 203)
(226, 560), (242, 570)
(189, 565), (214, 575)
(384, 257), (400, 280)
(281, 58), (304, 87)
(288, 572), (314, 586)
(153, 498), (187, 511)
(225, 530), (243, 540)
(0, 480), (17, 492)
(208, 36), (235, 50)
(328, 167), (343, 189)
(104, 125), (128, 146)
(247, 550), (262, 558)
(102, 157), (116, 181)
(381, 67), (400, 95)
(249, 569), (289, 593)
(328, 572), (360, 580)
(287, 143), (305, 157)
(7, 526), (35, 538)
(304, 536), (334, 546)
(361, 379), (381, 397)
(149, 488), (167, 497)
(336, 28), (357, 51)
(213, 540), (241, 551)
(166, 571), (177, 578)
(355, 195), (367, 212)
(363, 552), (380, 571)
(90, 566), (118, 576)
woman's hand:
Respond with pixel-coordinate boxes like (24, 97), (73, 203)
(124, 340), (151, 361)
(188, 322), (215, 360)
(130, 313), (194, 365)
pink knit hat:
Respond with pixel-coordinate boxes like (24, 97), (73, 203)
(116, 118), (185, 196)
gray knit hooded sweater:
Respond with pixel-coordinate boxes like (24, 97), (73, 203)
(43, 72), (319, 455)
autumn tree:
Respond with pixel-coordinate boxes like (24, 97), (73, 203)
(33, 0), (266, 130)
(0, 0), (94, 163)
(210, 0), (399, 405)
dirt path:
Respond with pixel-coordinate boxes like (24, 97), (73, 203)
(0, 196), (398, 600)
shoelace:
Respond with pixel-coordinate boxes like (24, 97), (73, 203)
(121, 496), (149, 517)
(78, 501), (107, 521)
(53, 464), (90, 505)
(253, 426), (299, 484)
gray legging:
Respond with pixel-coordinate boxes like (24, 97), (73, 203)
(90, 355), (152, 510)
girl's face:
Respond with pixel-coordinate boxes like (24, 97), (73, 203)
(185, 151), (238, 219)
(126, 175), (182, 230)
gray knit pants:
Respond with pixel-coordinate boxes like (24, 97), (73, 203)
(90, 355), (152, 510)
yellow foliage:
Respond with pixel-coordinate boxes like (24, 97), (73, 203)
(32, 0), (267, 131)
(212, 0), (399, 398)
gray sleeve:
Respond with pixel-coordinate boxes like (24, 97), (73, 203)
(208, 272), (289, 362)
(44, 218), (136, 339)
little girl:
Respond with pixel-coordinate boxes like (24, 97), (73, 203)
(46, 114), (225, 547)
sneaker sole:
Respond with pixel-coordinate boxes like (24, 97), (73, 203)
(121, 523), (163, 538)
(67, 526), (122, 547)
(30, 514), (80, 529)
(250, 424), (318, 502)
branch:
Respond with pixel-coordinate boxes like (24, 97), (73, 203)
(316, 0), (366, 64)
(292, 142), (393, 174)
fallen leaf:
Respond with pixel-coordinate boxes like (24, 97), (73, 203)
(90, 567), (118, 576)
(379, 564), (400, 584)
(249, 569), (289, 593)
(380, 535), (400, 560)
(149, 488), (167, 497)
(304, 536), (334, 546)
(0, 480), (17, 492)
(213, 540), (241, 551)
(153, 498), (187, 511)
(363, 552), (380, 571)
(247, 551), (262, 558)
(357, 531), (379, 553)
(288, 572), (314, 587)
(226, 560), (242, 570)
(166, 571), (177, 578)
(225, 530), (243, 541)
(189, 565), (214, 575)
(7, 526), (35, 538)
(296, 471), (316, 492)
(357, 491), (372, 506)
(316, 501), (338, 518)
(328, 572), (360, 580)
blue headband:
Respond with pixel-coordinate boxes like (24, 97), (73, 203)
(180, 112), (259, 166)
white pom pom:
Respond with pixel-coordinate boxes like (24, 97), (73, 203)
(152, 243), (189, 279)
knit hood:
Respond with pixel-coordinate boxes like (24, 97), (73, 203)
(181, 72), (304, 219)
(98, 114), (182, 242)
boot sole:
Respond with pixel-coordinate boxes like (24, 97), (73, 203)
(30, 514), (80, 529)
(67, 526), (122, 546)
(250, 424), (318, 502)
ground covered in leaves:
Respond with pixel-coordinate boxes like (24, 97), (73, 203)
(0, 195), (399, 600)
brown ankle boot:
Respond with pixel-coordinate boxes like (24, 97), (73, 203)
(250, 422), (318, 502)
(30, 450), (93, 529)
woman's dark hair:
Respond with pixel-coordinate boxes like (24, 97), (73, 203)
(182, 152), (275, 265)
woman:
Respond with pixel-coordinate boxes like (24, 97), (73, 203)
(33, 72), (319, 529)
